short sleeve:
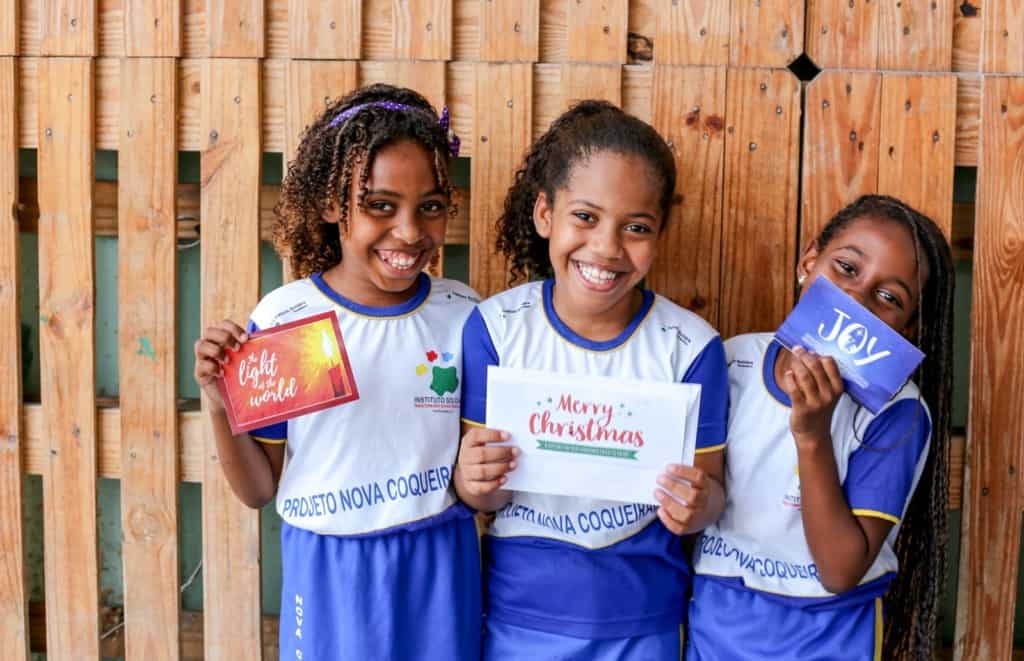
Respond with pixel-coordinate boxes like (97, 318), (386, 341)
(844, 398), (931, 524)
(243, 319), (287, 444)
(460, 308), (499, 426)
(682, 336), (729, 453)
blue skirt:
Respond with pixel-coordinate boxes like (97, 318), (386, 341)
(279, 512), (482, 660)
(484, 619), (680, 661)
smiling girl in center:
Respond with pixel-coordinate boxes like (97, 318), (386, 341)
(455, 101), (729, 658)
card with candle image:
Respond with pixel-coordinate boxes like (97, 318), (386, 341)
(485, 366), (701, 505)
(774, 276), (924, 414)
(218, 311), (359, 434)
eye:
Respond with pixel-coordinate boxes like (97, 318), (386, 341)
(366, 200), (394, 213)
(834, 259), (856, 276)
(876, 289), (904, 309)
(420, 200), (447, 216)
(572, 211), (596, 224)
(624, 222), (653, 234)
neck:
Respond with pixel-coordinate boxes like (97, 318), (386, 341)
(321, 262), (421, 308)
(550, 282), (643, 342)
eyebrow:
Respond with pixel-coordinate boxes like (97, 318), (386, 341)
(568, 198), (659, 222)
(366, 188), (446, 198)
(835, 244), (915, 298)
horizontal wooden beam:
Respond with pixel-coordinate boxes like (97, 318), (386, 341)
(12, 59), (982, 166)
(15, 179), (472, 245)
(20, 403), (967, 507)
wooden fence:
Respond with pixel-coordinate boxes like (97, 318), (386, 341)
(0, 1), (1021, 659)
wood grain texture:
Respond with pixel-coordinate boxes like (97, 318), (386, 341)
(0, 55), (27, 661)
(124, 0), (181, 56)
(40, 0), (96, 55)
(878, 74), (957, 236)
(953, 0), (982, 71)
(878, 0), (954, 71)
(559, 63), (621, 109)
(206, 0), (263, 57)
(200, 58), (262, 661)
(0, 0), (16, 54)
(801, 70), (882, 248)
(954, 75), (1024, 661)
(720, 67), (800, 338)
(805, 0), (879, 69)
(566, 0), (626, 64)
(287, 0), (361, 59)
(647, 64), (725, 324)
(117, 57), (180, 661)
(470, 63), (531, 296)
(480, 0), (539, 62)
(730, 0), (802, 67)
(37, 55), (99, 661)
(284, 60), (358, 162)
(957, 73), (980, 166)
(654, 0), (729, 65)
(983, 0), (1024, 73)
(393, 0), (452, 60)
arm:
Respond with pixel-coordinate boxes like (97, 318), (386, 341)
(783, 345), (892, 593)
(194, 320), (286, 509)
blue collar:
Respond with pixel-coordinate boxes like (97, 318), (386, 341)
(311, 271), (431, 317)
(763, 339), (792, 407)
(541, 279), (654, 351)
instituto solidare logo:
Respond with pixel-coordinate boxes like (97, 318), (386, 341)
(414, 349), (460, 411)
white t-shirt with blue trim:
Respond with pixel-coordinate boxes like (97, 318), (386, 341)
(247, 272), (480, 537)
(462, 279), (729, 639)
(692, 332), (930, 604)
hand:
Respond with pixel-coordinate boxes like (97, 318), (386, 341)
(780, 345), (844, 444)
(455, 427), (518, 498)
(655, 464), (710, 535)
(193, 320), (248, 410)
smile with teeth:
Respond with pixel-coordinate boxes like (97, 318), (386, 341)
(377, 249), (422, 271)
(573, 260), (621, 286)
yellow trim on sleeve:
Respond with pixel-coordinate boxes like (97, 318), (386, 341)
(460, 417), (485, 428)
(251, 435), (287, 445)
(852, 508), (901, 525)
(873, 597), (883, 660)
(695, 443), (726, 455)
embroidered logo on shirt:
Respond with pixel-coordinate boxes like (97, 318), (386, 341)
(414, 348), (460, 411)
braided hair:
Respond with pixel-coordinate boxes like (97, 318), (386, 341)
(274, 84), (456, 279)
(494, 100), (677, 285)
(814, 194), (954, 661)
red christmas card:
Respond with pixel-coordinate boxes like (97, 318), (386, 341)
(218, 311), (359, 435)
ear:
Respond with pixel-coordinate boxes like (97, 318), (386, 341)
(795, 239), (820, 287)
(532, 191), (553, 239)
(321, 200), (342, 225)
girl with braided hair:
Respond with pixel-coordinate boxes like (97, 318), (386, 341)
(193, 84), (482, 659)
(455, 100), (730, 659)
(687, 194), (954, 661)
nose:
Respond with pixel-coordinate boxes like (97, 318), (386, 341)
(842, 283), (871, 308)
(392, 209), (425, 244)
(591, 223), (624, 260)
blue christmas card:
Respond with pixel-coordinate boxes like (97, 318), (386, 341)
(774, 276), (924, 413)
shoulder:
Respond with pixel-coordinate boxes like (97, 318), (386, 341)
(647, 293), (720, 350)
(723, 332), (774, 362)
(475, 281), (544, 326)
(248, 278), (323, 330)
(427, 277), (481, 308)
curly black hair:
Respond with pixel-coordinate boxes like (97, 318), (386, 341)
(813, 194), (955, 661)
(274, 84), (456, 279)
(494, 100), (677, 285)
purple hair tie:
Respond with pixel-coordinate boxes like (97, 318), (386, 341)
(329, 100), (461, 157)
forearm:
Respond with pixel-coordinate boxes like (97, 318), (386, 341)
(797, 436), (873, 593)
(209, 406), (279, 508)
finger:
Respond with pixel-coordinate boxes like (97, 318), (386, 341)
(655, 498), (689, 535)
(195, 339), (230, 363)
(468, 476), (508, 495)
(788, 352), (821, 402)
(663, 464), (706, 488)
(784, 371), (806, 406)
(820, 356), (845, 396)
(795, 350), (834, 400)
(657, 475), (697, 506)
(472, 445), (520, 465)
(202, 326), (242, 352)
(195, 358), (225, 379)
(463, 428), (512, 447)
(467, 460), (516, 482)
(217, 319), (249, 344)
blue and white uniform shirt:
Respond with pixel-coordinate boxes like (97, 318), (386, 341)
(693, 333), (931, 602)
(247, 273), (479, 537)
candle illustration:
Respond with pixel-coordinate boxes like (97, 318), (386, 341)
(322, 329), (345, 396)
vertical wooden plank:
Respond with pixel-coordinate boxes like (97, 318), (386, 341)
(954, 75), (1024, 661)
(566, 0), (626, 63)
(953, 0), (982, 71)
(287, 0), (361, 59)
(805, 0), (880, 69)
(207, 0), (263, 58)
(118, 57), (179, 661)
(801, 70), (882, 248)
(200, 58), (262, 661)
(124, 0), (181, 56)
(878, 0), (954, 71)
(957, 73), (981, 166)
(730, 0), (803, 68)
(559, 63), (621, 108)
(648, 64), (725, 324)
(878, 74), (957, 236)
(37, 55), (98, 661)
(720, 67), (800, 337)
(470, 63), (531, 296)
(0, 56), (28, 661)
(480, 0), (539, 62)
(40, 0), (97, 55)
(983, 1), (1024, 73)
(0, 0), (16, 54)
(394, 0), (452, 60)
(654, 0), (729, 65)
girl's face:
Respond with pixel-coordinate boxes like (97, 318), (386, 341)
(533, 150), (664, 323)
(324, 139), (448, 305)
(797, 215), (928, 337)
